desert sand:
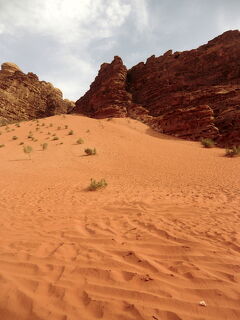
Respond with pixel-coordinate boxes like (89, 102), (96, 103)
(0, 115), (239, 320)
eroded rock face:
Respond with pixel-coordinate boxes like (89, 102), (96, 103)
(127, 30), (240, 145)
(0, 62), (74, 125)
(75, 56), (132, 118)
(75, 30), (240, 147)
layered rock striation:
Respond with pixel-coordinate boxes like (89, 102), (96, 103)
(0, 62), (74, 125)
(75, 56), (132, 118)
(75, 30), (240, 147)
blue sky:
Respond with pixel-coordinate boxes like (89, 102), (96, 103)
(0, 0), (239, 100)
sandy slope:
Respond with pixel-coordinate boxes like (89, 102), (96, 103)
(0, 114), (239, 320)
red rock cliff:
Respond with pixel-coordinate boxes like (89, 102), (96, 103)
(75, 30), (240, 147)
(0, 62), (74, 125)
(75, 56), (132, 118)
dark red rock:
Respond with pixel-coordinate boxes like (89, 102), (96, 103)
(75, 56), (131, 118)
(75, 30), (240, 147)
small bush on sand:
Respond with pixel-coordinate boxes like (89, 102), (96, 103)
(84, 148), (96, 156)
(52, 136), (59, 141)
(49, 123), (53, 127)
(41, 142), (48, 150)
(12, 136), (18, 140)
(19, 142), (24, 145)
(23, 145), (33, 159)
(65, 125), (68, 129)
(0, 144), (5, 148)
(57, 126), (61, 130)
(225, 146), (240, 157)
(28, 131), (33, 139)
(15, 123), (20, 127)
(88, 178), (107, 191)
(76, 138), (84, 144)
(201, 138), (214, 148)
(68, 130), (74, 135)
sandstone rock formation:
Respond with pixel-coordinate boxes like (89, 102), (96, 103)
(75, 56), (131, 118)
(0, 62), (74, 125)
(75, 30), (240, 147)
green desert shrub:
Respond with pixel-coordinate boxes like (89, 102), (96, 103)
(68, 130), (74, 135)
(84, 148), (96, 156)
(12, 136), (18, 140)
(28, 131), (33, 139)
(23, 145), (33, 158)
(41, 142), (48, 150)
(201, 138), (214, 148)
(88, 178), (107, 191)
(225, 146), (240, 157)
(76, 138), (84, 144)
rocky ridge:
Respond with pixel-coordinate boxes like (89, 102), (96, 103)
(75, 30), (240, 147)
(0, 62), (74, 126)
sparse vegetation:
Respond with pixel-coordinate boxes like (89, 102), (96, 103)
(12, 136), (18, 140)
(15, 123), (20, 127)
(49, 123), (53, 127)
(0, 144), (5, 148)
(28, 131), (33, 139)
(41, 142), (48, 150)
(19, 142), (24, 145)
(52, 136), (59, 141)
(65, 125), (68, 129)
(201, 138), (215, 148)
(57, 126), (61, 130)
(84, 148), (96, 156)
(23, 145), (33, 159)
(225, 146), (240, 157)
(76, 138), (84, 144)
(68, 130), (74, 135)
(88, 178), (107, 191)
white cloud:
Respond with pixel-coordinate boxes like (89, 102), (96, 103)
(0, 0), (132, 43)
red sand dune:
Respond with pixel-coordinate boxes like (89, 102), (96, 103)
(0, 115), (239, 320)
